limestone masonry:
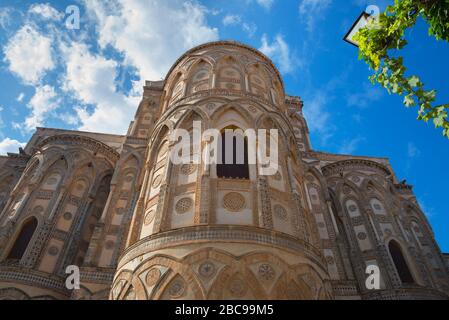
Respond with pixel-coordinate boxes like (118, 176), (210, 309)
(0, 41), (448, 300)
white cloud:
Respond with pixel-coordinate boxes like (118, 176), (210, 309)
(338, 136), (365, 154)
(303, 93), (334, 144)
(16, 93), (25, 102)
(347, 85), (383, 108)
(3, 25), (55, 84)
(62, 42), (138, 134)
(299, 0), (332, 32)
(259, 34), (297, 74)
(25, 85), (60, 132)
(223, 14), (241, 26)
(0, 7), (13, 29)
(256, 0), (275, 10)
(58, 112), (79, 126)
(408, 142), (421, 158)
(28, 3), (63, 21)
(85, 0), (219, 82)
(0, 138), (26, 155)
(222, 14), (257, 37)
(242, 22), (257, 37)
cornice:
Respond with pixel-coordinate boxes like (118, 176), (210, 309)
(35, 134), (120, 162)
(322, 159), (392, 177)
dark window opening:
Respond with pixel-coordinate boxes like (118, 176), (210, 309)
(7, 217), (38, 260)
(389, 240), (414, 284)
(217, 130), (249, 180)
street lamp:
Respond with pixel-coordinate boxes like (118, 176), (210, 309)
(343, 12), (371, 47)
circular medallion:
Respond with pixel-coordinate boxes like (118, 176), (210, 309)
(223, 193), (246, 212)
(229, 278), (247, 298)
(144, 210), (156, 226)
(348, 205), (358, 212)
(168, 279), (186, 298)
(373, 203), (382, 211)
(175, 198), (193, 214)
(145, 268), (161, 287)
(248, 105), (257, 113)
(180, 163), (196, 176)
(48, 246), (59, 256)
(199, 261), (216, 279)
(357, 232), (367, 240)
(258, 264), (275, 281)
(76, 184), (84, 191)
(63, 212), (73, 221)
(274, 205), (288, 221)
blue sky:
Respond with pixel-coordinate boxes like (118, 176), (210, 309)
(0, 0), (447, 251)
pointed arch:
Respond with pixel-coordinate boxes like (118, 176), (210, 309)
(247, 63), (270, 100)
(175, 109), (205, 130)
(6, 216), (38, 260)
(165, 72), (185, 109)
(210, 104), (255, 130)
(185, 59), (213, 95)
(215, 55), (245, 91)
(388, 239), (415, 284)
(217, 125), (250, 180)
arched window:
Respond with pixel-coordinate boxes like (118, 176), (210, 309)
(388, 240), (414, 284)
(217, 127), (249, 180)
(7, 217), (38, 260)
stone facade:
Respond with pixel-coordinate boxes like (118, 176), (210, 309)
(0, 41), (448, 300)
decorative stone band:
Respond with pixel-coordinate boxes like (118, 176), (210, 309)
(125, 137), (149, 146)
(362, 287), (449, 300)
(322, 159), (392, 178)
(164, 41), (284, 91)
(34, 135), (120, 162)
(331, 280), (360, 297)
(80, 268), (115, 284)
(117, 225), (325, 270)
(0, 267), (70, 296)
(168, 89), (278, 113)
